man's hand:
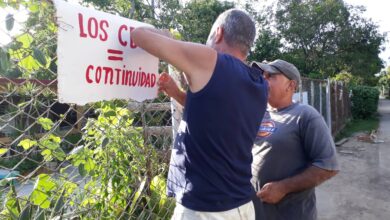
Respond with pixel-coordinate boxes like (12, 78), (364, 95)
(158, 72), (179, 97)
(257, 166), (339, 205)
(257, 181), (287, 204)
(157, 72), (186, 106)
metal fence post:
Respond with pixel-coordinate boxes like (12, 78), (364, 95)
(168, 65), (183, 140)
(310, 81), (314, 106)
(299, 79), (303, 103)
(319, 81), (323, 115)
(326, 78), (332, 133)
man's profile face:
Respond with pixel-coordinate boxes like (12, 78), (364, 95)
(263, 71), (291, 106)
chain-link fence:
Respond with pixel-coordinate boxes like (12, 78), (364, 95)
(0, 3), (352, 219)
(0, 76), (184, 219)
(300, 78), (351, 136)
(0, 3), (184, 218)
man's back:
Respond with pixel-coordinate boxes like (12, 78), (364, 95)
(167, 53), (268, 211)
(132, 9), (265, 218)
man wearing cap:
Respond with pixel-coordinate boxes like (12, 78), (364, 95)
(158, 59), (339, 220)
(251, 59), (339, 220)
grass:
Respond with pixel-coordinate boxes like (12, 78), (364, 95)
(335, 116), (380, 141)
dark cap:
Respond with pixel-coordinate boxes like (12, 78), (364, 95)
(252, 59), (301, 83)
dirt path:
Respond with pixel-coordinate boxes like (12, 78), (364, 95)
(317, 99), (390, 220)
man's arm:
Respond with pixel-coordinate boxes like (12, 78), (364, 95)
(158, 72), (186, 106)
(258, 166), (338, 204)
(172, 91), (186, 106)
(132, 27), (217, 92)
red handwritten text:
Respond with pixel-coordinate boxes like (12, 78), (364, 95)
(118, 25), (137, 48)
(78, 13), (109, 41)
(86, 65), (156, 88)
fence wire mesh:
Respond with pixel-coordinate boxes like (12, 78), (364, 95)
(300, 78), (351, 136)
(0, 3), (184, 219)
(0, 2), (350, 219)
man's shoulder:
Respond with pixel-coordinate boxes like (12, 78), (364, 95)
(292, 103), (321, 118)
(216, 53), (246, 68)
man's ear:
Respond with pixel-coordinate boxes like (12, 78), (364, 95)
(288, 80), (298, 92)
(215, 27), (224, 44)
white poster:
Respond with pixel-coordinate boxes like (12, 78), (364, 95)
(54, 0), (159, 105)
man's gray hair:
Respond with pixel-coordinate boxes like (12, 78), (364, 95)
(212, 9), (256, 55)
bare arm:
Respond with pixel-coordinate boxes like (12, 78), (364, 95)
(258, 166), (338, 204)
(132, 27), (217, 92)
(171, 90), (186, 106)
(158, 72), (186, 106)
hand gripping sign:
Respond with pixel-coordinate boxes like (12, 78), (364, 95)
(54, 0), (159, 105)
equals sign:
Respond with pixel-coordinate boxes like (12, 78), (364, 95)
(107, 49), (124, 61)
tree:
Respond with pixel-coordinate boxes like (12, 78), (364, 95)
(252, 0), (385, 84)
(378, 66), (390, 97)
(178, 0), (234, 44)
(249, 30), (281, 62)
(1, 1), (57, 80)
(83, 0), (183, 29)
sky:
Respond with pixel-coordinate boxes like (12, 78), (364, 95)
(1, 0), (389, 67)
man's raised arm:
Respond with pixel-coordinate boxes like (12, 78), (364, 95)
(131, 27), (217, 92)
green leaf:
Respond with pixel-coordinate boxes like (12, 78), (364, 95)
(37, 117), (54, 130)
(52, 149), (66, 161)
(18, 204), (31, 220)
(29, 3), (39, 13)
(0, 148), (8, 155)
(63, 181), (77, 197)
(16, 33), (33, 49)
(52, 190), (65, 216)
(6, 14), (14, 31)
(129, 178), (146, 214)
(49, 134), (61, 143)
(102, 138), (109, 148)
(40, 138), (59, 150)
(9, 41), (23, 50)
(150, 175), (166, 194)
(5, 189), (20, 219)
(84, 158), (95, 172)
(18, 139), (38, 150)
(80, 197), (96, 207)
(30, 190), (50, 209)
(78, 164), (86, 177)
(17, 101), (29, 108)
(34, 208), (45, 220)
(35, 174), (56, 192)
(18, 55), (40, 71)
(41, 149), (52, 161)
(0, 177), (17, 187)
(33, 48), (47, 66)
(170, 28), (182, 40)
(0, 48), (11, 72)
(30, 174), (56, 209)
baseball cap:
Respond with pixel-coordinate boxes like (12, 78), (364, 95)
(251, 59), (301, 83)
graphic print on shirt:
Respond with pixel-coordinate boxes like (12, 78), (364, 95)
(257, 120), (277, 138)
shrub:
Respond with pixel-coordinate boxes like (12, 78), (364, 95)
(350, 86), (380, 119)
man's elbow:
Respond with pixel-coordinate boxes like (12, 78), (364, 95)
(322, 169), (338, 183)
(329, 170), (339, 178)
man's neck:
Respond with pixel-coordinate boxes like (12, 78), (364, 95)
(215, 44), (246, 62)
(269, 99), (294, 111)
